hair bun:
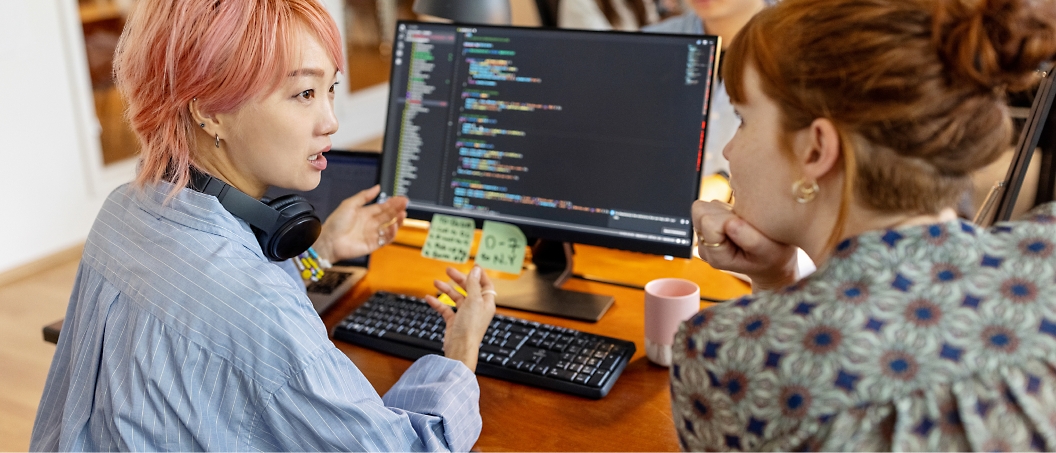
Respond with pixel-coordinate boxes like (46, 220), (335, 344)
(934, 0), (1056, 92)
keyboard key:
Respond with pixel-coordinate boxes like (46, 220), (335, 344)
(547, 368), (577, 381)
(506, 335), (527, 350)
(509, 325), (534, 335)
(599, 351), (622, 370)
(480, 344), (508, 356)
(587, 371), (610, 388)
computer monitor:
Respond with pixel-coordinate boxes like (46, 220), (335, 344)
(984, 67), (1056, 224)
(378, 21), (720, 321)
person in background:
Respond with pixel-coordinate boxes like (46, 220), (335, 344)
(30, 0), (495, 450)
(559, 0), (660, 31)
(644, 0), (770, 180)
(677, 0), (1056, 449)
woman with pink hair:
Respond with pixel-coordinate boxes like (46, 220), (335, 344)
(31, 1), (494, 450)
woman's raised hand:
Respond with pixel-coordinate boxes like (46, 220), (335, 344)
(692, 199), (799, 292)
(424, 266), (497, 372)
(313, 185), (408, 264)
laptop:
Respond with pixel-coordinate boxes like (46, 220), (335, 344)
(264, 150), (381, 313)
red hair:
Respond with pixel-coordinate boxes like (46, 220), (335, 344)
(113, 0), (344, 197)
(723, 0), (1056, 247)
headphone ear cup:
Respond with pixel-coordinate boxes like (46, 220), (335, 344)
(257, 195), (321, 261)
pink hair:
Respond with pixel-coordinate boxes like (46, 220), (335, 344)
(113, 0), (344, 197)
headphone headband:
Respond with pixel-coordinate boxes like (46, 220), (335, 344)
(189, 169), (280, 231)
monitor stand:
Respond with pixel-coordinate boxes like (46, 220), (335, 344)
(489, 240), (615, 322)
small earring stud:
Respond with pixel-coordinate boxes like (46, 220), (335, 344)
(199, 123), (205, 128)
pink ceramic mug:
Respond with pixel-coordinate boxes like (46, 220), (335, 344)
(644, 278), (700, 367)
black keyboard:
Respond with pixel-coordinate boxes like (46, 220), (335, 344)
(332, 291), (636, 399)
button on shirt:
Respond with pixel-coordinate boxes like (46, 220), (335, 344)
(31, 182), (482, 451)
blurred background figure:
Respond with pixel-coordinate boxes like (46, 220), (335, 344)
(558, 0), (660, 31)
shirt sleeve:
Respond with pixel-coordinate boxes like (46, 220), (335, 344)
(669, 310), (750, 452)
(261, 348), (481, 452)
(382, 355), (482, 450)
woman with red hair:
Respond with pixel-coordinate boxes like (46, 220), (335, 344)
(677, 0), (1056, 449)
(31, 0), (494, 450)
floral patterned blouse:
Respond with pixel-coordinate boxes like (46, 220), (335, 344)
(671, 203), (1056, 451)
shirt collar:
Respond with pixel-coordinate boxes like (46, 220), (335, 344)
(137, 181), (266, 259)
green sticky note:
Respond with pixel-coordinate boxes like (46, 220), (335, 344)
(421, 214), (474, 263)
(476, 220), (527, 274)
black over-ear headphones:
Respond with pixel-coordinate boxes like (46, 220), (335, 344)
(188, 168), (321, 261)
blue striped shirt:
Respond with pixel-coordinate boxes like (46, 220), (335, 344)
(31, 182), (481, 451)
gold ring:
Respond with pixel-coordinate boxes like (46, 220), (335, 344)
(698, 238), (725, 247)
(481, 289), (498, 297)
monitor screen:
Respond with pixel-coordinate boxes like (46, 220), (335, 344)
(378, 21), (719, 258)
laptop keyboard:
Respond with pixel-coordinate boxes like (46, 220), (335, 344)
(306, 271), (350, 294)
(332, 291), (636, 399)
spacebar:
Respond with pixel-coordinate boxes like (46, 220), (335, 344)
(379, 331), (443, 352)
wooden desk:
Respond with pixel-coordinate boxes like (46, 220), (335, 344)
(42, 227), (751, 451)
(322, 228), (750, 452)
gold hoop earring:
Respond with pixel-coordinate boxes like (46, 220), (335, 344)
(792, 179), (819, 204)
(215, 134), (220, 148)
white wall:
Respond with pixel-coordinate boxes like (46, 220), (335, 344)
(324, 0), (391, 150)
(0, 0), (115, 275)
(0, 0), (387, 275)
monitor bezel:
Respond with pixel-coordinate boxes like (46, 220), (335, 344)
(990, 69), (1056, 224)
